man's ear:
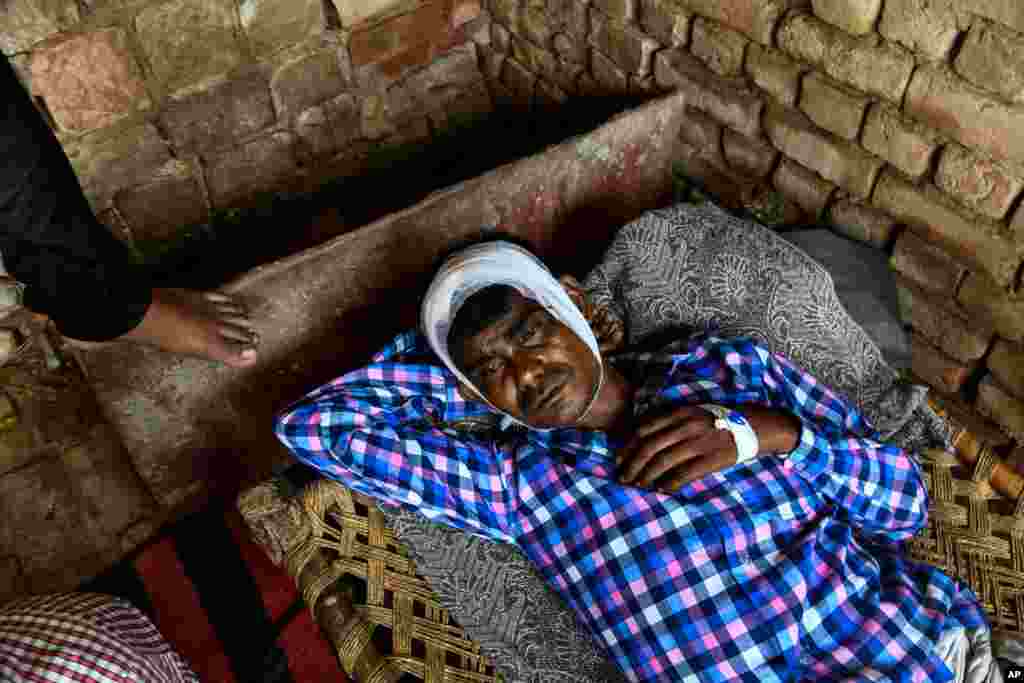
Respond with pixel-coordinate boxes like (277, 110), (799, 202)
(559, 275), (626, 354)
(559, 274), (589, 316)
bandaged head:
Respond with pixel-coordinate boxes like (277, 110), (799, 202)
(421, 240), (604, 431)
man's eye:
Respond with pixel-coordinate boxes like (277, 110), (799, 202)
(519, 323), (542, 345)
(480, 358), (504, 377)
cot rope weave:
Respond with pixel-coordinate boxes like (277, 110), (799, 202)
(912, 399), (1024, 638)
(239, 478), (500, 683)
(240, 400), (1024, 682)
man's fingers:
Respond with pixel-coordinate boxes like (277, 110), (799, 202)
(622, 423), (704, 484)
(633, 441), (709, 488)
(634, 405), (710, 439)
(657, 459), (714, 493)
(657, 448), (737, 493)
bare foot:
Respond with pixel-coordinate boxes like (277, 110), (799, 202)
(115, 288), (259, 367)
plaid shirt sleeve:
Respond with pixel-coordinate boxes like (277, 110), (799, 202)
(701, 337), (929, 545)
(274, 333), (518, 544)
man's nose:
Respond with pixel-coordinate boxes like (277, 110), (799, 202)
(513, 351), (546, 389)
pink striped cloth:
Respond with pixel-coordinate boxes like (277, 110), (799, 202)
(0, 593), (198, 682)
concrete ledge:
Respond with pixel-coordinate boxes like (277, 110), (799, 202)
(82, 91), (685, 509)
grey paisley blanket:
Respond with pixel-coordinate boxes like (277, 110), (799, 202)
(380, 202), (952, 683)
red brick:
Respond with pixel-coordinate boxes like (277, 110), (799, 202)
(654, 49), (763, 137)
(861, 103), (939, 180)
(491, 20), (511, 53)
(954, 20), (1024, 104)
(544, 52), (586, 94)
(136, 0), (244, 96)
(483, 43), (507, 80)
(989, 339), (1024, 401)
(349, 2), (449, 66)
(890, 230), (966, 296)
(589, 8), (660, 75)
(30, 29), (149, 133)
(722, 129), (777, 178)
(271, 51), (347, 121)
(873, 171), (1022, 287)
(527, 42), (585, 93)
(488, 79), (527, 111)
(799, 71), (868, 141)
(402, 44), (482, 111)
(486, 0), (520, 29)
(552, 32), (587, 64)
(114, 170), (208, 242)
(355, 41), (435, 87)
(764, 103), (882, 199)
(911, 333), (973, 394)
(977, 375), (1024, 441)
(905, 64), (1024, 166)
(679, 107), (723, 163)
(935, 144), (1024, 221)
(501, 56), (536, 99)
(534, 78), (568, 112)
(828, 199), (897, 248)
(678, 0), (804, 45)
(593, 0), (634, 22)
(811, 0), (882, 35)
(0, 0), (79, 55)
(66, 123), (172, 203)
(629, 73), (661, 96)
(956, 0), (1024, 35)
(744, 44), (804, 107)
(590, 47), (629, 93)
(206, 132), (297, 208)
(295, 99), (344, 161)
(1014, 204), (1024, 242)
(672, 141), (761, 210)
(331, 0), (411, 27)
(161, 70), (275, 156)
(509, 32), (551, 73)
(772, 157), (834, 219)
(878, 0), (964, 61)
(639, 0), (691, 47)
(521, 0), (556, 47)
(690, 17), (748, 77)
(778, 12), (913, 103)
(452, 0), (483, 29)
(958, 273), (1024, 343)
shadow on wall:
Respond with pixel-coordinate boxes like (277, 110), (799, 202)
(140, 94), (656, 291)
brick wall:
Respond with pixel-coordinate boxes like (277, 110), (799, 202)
(470, 0), (1024, 452)
(4, 0), (1024, 453)
(2, 0), (491, 246)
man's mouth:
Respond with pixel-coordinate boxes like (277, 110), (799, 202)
(535, 379), (565, 412)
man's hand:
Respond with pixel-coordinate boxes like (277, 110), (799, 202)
(616, 405), (801, 494)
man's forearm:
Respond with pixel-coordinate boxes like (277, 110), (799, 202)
(741, 405), (801, 454)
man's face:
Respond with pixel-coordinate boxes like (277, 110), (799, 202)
(453, 291), (601, 429)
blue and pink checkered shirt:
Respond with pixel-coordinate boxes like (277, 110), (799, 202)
(275, 330), (986, 682)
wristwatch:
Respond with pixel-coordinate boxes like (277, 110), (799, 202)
(698, 404), (760, 463)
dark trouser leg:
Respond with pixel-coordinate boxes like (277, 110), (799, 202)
(0, 55), (151, 342)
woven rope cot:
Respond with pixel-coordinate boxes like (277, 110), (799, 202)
(913, 400), (1024, 638)
(239, 400), (1024, 682)
(239, 478), (501, 683)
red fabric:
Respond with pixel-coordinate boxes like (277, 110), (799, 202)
(134, 540), (236, 683)
(226, 512), (348, 682)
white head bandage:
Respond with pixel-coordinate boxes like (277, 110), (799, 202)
(421, 240), (604, 431)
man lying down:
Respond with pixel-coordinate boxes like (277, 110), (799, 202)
(275, 238), (999, 682)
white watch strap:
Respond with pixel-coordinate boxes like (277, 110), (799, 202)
(698, 404), (760, 463)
